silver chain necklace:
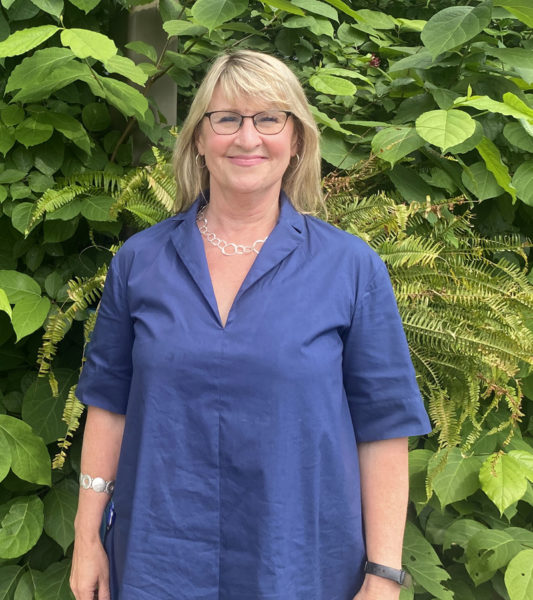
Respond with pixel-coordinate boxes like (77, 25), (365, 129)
(196, 207), (269, 256)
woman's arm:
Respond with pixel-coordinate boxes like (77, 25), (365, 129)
(353, 436), (409, 600)
(70, 406), (126, 600)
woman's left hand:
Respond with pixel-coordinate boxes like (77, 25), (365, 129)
(352, 575), (402, 600)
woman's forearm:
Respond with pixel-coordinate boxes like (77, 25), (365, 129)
(355, 437), (409, 598)
(74, 406), (126, 542)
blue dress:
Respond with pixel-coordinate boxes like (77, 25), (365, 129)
(77, 192), (431, 600)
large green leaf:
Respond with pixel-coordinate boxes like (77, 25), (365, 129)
(505, 549), (533, 600)
(321, 0), (360, 20)
(371, 126), (424, 166)
(431, 448), (484, 508)
(443, 519), (487, 551)
(494, 0), (533, 27)
(11, 202), (38, 235)
(0, 122), (15, 155)
(480, 452), (527, 513)
(309, 73), (356, 95)
(462, 161), (504, 200)
(309, 105), (352, 135)
(22, 369), (76, 444)
(261, 0), (304, 15)
(6, 48), (79, 103)
(0, 25), (59, 58)
(0, 169), (25, 184)
(0, 415), (51, 486)
(485, 48), (533, 85)
(34, 138), (64, 176)
(508, 451), (533, 482)
(60, 28), (117, 62)
(0, 496), (44, 559)
(292, 0), (337, 20)
(320, 129), (365, 169)
(512, 161), (533, 207)
(125, 40), (157, 62)
(388, 165), (435, 203)
(15, 117), (53, 148)
(421, 3), (492, 58)
(191, 0), (248, 31)
(67, 0), (101, 13)
(0, 288), (11, 320)
(43, 479), (78, 554)
(15, 569), (39, 600)
(163, 19), (208, 37)
(318, 67), (371, 85)
(0, 427), (10, 482)
(389, 48), (435, 72)
(454, 92), (533, 123)
(34, 560), (74, 600)
(503, 122), (533, 153)
(477, 137), (516, 202)
(446, 120), (484, 154)
(0, 270), (41, 303)
(0, 565), (22, 599)
(43, 220), (79, 243)
(1, 104), (25, 126)
(28, 172), (54, 194)
(36, 111), (92, 154)
(403, 522), (453, 600)
(408, 449), (432, 509)
(12, 296), (50, 341)
(30, 0), (64, 17)
(80, 195), (115, 221)
(466, 529), (521, 585)
(104, 54), (148, 86)
(354, 8), (396, 29)
(415, 109), (476, 152)
(85, 75), (149, 121)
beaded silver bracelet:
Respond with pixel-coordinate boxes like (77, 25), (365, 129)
(79, 472), (115, 495)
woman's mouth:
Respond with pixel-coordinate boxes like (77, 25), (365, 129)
(228, 155), (267, 166)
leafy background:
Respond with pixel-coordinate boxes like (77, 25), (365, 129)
(0, 0), (533, 598)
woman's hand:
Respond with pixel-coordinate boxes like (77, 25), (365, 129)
(352, 574), (402, 600)
(70, 536), (110, 600)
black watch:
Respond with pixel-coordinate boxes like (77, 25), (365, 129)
(364, 561), (412, 589)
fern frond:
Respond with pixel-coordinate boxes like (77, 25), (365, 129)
(52, 384), (85, 470)
(28, 184), (91, 231)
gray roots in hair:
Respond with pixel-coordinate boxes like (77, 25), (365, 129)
(173, 50), (323, 214)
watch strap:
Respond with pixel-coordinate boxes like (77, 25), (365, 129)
(364, 561), (412, 589)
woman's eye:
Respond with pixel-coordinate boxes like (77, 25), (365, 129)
(257, 113), (281, 124)
(216, 113), (240, 124)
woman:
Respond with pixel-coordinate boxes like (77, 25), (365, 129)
(70, 50), (431, 600)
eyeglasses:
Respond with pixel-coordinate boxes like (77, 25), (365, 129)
(203, 110), (292, 135)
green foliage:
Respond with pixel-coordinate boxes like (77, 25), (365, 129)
(0, 0), (532, 596)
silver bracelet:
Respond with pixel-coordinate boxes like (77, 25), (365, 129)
(79, 472), (115, 495)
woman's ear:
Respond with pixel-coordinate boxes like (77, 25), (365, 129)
(195, 124), (205, 156)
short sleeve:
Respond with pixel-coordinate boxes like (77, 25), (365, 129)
(76, 254), (133, 415)
(342, 258), (431, 442)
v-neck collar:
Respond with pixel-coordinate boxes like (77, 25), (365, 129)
(169, 191), (305, 327)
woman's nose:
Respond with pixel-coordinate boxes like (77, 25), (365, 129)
(235, 117), (261, 146)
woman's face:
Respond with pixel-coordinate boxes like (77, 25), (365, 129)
(196, 84), (298, 201)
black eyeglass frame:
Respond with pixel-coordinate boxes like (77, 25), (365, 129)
(203, 110), (293, 135)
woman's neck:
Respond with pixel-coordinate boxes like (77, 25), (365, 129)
(203, 187), (281, 240)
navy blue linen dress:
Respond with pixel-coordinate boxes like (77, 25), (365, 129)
(76, 192), (431, 600)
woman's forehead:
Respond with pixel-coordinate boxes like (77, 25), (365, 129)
(207, 82), (287, 112)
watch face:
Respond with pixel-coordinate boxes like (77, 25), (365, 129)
(92, 477), (106, 493)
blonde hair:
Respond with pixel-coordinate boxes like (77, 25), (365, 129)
(173, 50), (323, 213)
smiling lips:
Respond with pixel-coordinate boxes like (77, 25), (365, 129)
(228, 155), (267, 166)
